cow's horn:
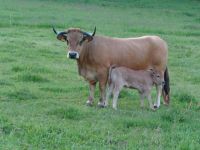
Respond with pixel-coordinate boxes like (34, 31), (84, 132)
(52, 26), (58, 35)
(82, 27), (96, 37)
(52, 27), (68, 36)
(92, 26), (96, 36)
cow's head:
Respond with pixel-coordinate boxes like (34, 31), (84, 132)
(149, 68), (164, 86)
(53, 27), (96, 59)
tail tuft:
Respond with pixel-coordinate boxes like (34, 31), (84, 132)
(162, 67), (170, 104)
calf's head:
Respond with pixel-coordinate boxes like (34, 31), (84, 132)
(53, 27), (96, 59)
(149, 69), (164, 86)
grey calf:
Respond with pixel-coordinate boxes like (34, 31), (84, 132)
(105, 66), (163, 110)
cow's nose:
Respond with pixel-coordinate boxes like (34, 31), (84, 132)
(67, 51), (79, 59)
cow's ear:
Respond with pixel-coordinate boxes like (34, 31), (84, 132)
(81, 35), (93, 43)
(82, 27), (96, 42)
(57, 34), (67, 42)
(52, 27), (68, 42)
(86, 36), (93, 42)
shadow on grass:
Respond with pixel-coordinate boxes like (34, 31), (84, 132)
(0, 80), (12, 86)
(0, 116), (15, 135)
(160, 108), (187, 123)
(47, 106), (87, 120)
(173, 91), (196, 103)
(7, 88), (38, 100)
(17, 73), (49, 83)
(12, 65), (52, 74)
(122, 118), (158, 130)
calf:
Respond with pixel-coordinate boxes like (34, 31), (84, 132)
(105, 66), (164, 110)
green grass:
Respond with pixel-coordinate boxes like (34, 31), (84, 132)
(0, 0), (200, 149)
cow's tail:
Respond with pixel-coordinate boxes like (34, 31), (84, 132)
(162, 66), (170, 105)
(107, 65), (117, 86)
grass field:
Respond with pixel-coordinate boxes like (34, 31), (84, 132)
(0, 0), (200, 149)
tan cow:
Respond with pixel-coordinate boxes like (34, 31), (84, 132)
(53, 27), (170, 108)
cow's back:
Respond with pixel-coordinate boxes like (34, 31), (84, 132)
(90, 35), (168, 71)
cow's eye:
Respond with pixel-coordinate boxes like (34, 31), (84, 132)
(79, 37), (86, 45)
(64, 37), (68, 45)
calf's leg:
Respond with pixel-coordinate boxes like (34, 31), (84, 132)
(140, 93), (145, 108)
(97, 79), (107, 107)
(105, 83), (114, 107)
(86, 81), (97, 106)
(154, 85), (162, 108)
(112, 85), (122, 110)
(146, 93), (155, 110)
(112, 89), (120, 110)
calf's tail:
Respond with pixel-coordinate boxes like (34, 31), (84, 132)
(162, 66), (170, 104)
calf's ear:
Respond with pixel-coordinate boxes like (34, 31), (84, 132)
(148, 68), (156, 77)
(148, 68), (154, 73)
(149, 68), (153, 71)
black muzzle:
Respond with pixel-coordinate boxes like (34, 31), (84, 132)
(67, 51), (79, 59)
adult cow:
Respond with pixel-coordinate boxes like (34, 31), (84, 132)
(53, 27), (170, 108)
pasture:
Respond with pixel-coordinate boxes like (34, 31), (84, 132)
(0, 0), (200, 149)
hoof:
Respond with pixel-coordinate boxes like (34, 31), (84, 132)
(97, 102), (105, 108)
(104, 102), (108, 107)
(163, 101), (169, 106)
(153, 104), (159, 109)
(104, 104), (108, 108)
(86, 100), (93, 106)
(113, 107), (117, 110)
(163, 103), (169, 106)
(163, 95), (170, 105)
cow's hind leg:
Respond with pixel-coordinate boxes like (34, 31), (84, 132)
(86, 81), (97, 106)
(154, 85), (162, 108)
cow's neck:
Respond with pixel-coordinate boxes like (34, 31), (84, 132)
(76, 41), (94, 75)
(77, 41), (94, 65)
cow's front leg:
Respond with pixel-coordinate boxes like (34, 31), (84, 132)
(86, 81), (97, 106)
(97, 79), (107, 108)
(154, 85), (162, 109)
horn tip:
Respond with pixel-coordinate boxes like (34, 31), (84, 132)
(92, 26), (96, 36)
(52, 26), (57, 34)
